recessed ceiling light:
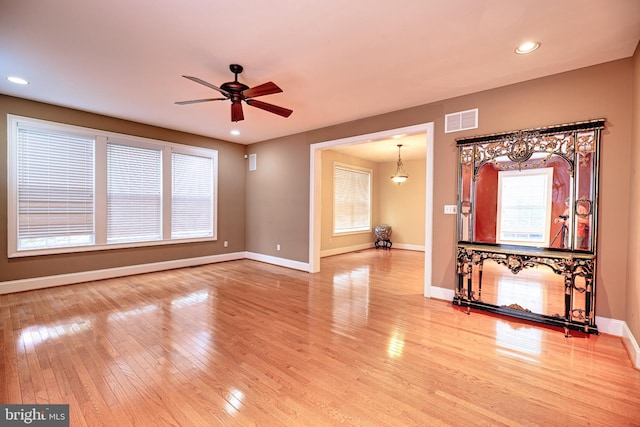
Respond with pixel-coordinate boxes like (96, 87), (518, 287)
(7, 76), (29, 85)
(515, 41), (541, 55)
(230, 129), (240, 136)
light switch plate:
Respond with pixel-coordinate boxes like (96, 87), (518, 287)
(444, 205), (457, 215)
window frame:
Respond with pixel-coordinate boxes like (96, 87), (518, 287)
(170, 147), (217, 240)
(332, 162), (372, 236)
(105, 138), (164, 245)
(7, 115), (218, 258)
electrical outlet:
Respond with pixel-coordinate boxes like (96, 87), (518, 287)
(444, 205), (457, 215)
(276, 244), (281, 251)
(223, 241), (228, 247)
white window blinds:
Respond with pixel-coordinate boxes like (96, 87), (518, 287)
(9, 115), (218, 257)
(16, 125), (95, 250)
(107, 142), (162, 243)
(334, 165), (371, 234)
(171, 152), (214, 239)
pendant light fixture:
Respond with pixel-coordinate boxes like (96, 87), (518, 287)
(390, 144), (409, 184)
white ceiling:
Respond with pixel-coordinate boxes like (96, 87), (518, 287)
(1, 1), (639, 146)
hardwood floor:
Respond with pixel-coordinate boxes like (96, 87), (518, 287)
(1, 249), (639, 426)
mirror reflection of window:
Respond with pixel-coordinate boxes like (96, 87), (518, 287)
(496, 168), (554, 246)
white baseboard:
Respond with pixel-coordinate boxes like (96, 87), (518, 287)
(0, 252), (246, 294)
(597, 318), (640, 369)
(392, 243), (425, 251)
(594, 318), (640, 369)
(320, 243), (425, 258)
(245, 252), (310, 272)
(429, 285), (455, 300)
(0, 251), (311, 294)
(622, 322), (640, 369)
(320, 243), (374, 258)
(595, 316), (626, 336)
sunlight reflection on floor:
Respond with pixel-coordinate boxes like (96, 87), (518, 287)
(495, 320), (542, 363)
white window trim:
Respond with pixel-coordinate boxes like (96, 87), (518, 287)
(332, 162), (372, 236)
(7, 114), (218, 258)
(170, 147), (218, 240)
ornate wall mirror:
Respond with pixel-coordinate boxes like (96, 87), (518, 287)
(454, 119), (604, 334)
(458, 119), (603, 252)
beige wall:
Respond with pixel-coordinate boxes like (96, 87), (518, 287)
(627, 43), (640, 340)
(245, 134), (309, 262)
(377, 158), (426, 247)
(248, 59), (634, 323)
(0, 96), (247, 282)
(320, 149), (380, 253)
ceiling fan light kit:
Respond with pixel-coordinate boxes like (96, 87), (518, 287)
(176, 64), (293, 122)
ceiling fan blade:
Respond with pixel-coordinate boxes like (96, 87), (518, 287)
(231, 102), (244, 122)
(242, 82), (282, 98)
(182, 75), (229, 96)
(175, 98), (227, 105)
(245, 99), (293, 118)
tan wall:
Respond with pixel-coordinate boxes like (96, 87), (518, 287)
(245, 135), (309, 262)
(627, 44), (640, 340)
(320, 150), (380, 252)
(377, 158), (426, 247)
(248, 59), (634, 322)
(0, 95), (247, 282)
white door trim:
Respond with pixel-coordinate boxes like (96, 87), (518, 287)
(309, 122), (435, 297)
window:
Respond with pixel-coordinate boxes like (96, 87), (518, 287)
(7, 115), (218, 257)
(107, 141), (162, 244)
(171, 151), (214, 239)
(333, 164), (371, 234)
(14, 125), (95, 251)
(497, 168), (553, 246)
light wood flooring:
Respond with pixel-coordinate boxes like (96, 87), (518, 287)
(1, 249), (639, 426)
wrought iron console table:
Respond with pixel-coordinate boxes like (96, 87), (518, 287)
(453, 243), (597, 335)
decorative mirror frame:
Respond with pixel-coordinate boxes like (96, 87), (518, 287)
(457, 118), (604, 252)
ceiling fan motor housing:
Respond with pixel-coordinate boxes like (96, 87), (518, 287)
(221, 81), (249, 103)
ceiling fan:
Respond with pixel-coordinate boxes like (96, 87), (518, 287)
(175, 64), (293, 122)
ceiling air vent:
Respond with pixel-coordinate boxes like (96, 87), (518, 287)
(445, 108), (478, 133)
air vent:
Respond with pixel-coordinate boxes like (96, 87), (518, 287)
(249, 153), (257, 171)
(445, 108), (478, 133)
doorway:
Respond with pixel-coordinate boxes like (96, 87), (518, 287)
(309, 122), (435, 297)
